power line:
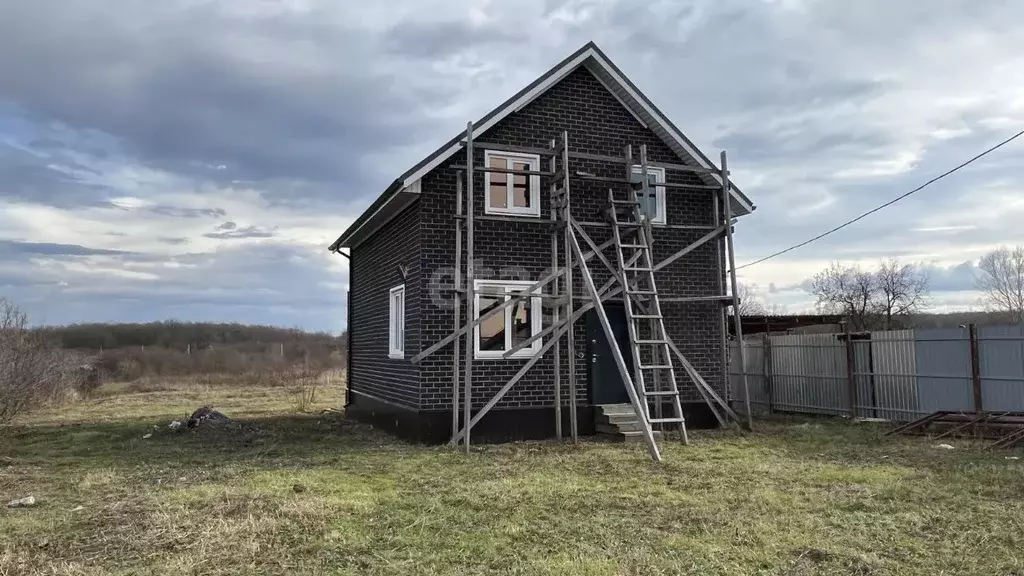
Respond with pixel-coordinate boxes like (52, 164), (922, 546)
(735, 128), (1024, 271)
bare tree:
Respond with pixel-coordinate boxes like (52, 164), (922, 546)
(735, 282), (766, 316)
(875, 258), (929, 329)
(976, 246), (1024, 323)
(809, 259), (930, 329)
(810, 262), (877, 329)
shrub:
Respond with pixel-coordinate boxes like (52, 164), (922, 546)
(0, 298), (84, 424)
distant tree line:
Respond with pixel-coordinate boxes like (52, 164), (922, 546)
(39, 321), (344, 353)
(32, 321), (348, 383)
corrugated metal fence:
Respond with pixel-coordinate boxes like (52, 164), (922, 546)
(729, 323), (1024, 421)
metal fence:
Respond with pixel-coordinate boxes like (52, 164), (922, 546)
(729, 323), (1024, 421)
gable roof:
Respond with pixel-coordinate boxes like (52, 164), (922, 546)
(330, 41), (754, 251)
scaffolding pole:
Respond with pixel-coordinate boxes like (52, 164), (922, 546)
(549, 137), (562, 440)
(463, 122), (475, 451)
(419, 124), (748, 458)
(562, 131), (578, 442)
(452, 172), (463, 441)
(720, 151), (752, 430)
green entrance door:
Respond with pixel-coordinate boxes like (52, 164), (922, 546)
(586, 303), (634, 405)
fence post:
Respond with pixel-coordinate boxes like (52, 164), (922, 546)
(845, 323), (856, 419)
(969, 323), (983, 412)
(762, 333), (773, 413)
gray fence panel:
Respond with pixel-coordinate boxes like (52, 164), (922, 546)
(914, 327), (972, 413)
(868, 330), (919, 420)
(853, 339), (873, 418)
(770, 333), (847, 415)
(978, 324), (1024, 411)
(729, 338), (769, 413)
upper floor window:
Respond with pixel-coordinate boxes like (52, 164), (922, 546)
(474, 280), (542, 359)
(630, 165), (666, 225)
(388, 284), (405, 359)
(484, 150), (541, 217)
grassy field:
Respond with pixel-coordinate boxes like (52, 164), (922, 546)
(2, 379), (1023, 575)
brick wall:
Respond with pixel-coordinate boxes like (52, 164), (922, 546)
(349, 203), (421, 409)
(417, 66), (727, 411)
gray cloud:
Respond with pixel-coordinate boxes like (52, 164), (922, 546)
(146, 205), (227, 218)
(0, 1), (454, 200)
(203, 225), (276, 240)
(2, 0), (1023, 328)
(0, 240), (132, 257)
(1, 242), (346, 330)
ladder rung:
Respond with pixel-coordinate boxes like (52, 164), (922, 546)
(649, 417), (686, 424)
(626, 289), (657, 295)
(632, 314), (662, 319)
(620, 243), (648, 249)
(640, 364), (672, 370)
(635, 339), (668, 345)
(643, 390), (680, 397)
(611, 200), (640, 205)
(624, 266), (652, 272)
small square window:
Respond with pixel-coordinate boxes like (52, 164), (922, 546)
(630, 165), (666, 225)
(474, 280), (542, 359)
(388, 285), (405, 359)
(484, 151), (541, 217)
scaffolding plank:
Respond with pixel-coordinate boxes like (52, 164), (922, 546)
(464, 141), (558, 157)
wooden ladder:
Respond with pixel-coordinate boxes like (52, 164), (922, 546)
(607, 186), (688, 444)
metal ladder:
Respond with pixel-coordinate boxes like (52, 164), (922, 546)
(607, 186), (689, 444)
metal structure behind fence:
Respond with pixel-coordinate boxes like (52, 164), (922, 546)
(729, 323), (1024, 421)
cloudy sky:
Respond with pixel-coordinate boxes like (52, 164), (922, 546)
(1, 0), (1022, 332)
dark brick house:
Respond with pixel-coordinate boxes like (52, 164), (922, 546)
(329, 42), (755, 445)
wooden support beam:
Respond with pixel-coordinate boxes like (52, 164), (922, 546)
(721, 150), (752, 430)
(451, 171), (463, 441)
(411, 235), (617, 364)
(563, 130), (578, 443)
(568, 225), (662, 462)
(549, 137), (562, 440)
(570, 217), (618, 279)
(652, 226), (726, 272)
(567, 150), (720, 175)
(410, 269), (563, 364)
(573, 172), (720, 190)
(663, 334), (744, 427)
(461, 141), (558, 157)
(450, 322), (572, 445)
(463, 122), (475, 451)
(450, 164), (553, 178)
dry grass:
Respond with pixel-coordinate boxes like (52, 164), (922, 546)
(2, 378), (1024, 575)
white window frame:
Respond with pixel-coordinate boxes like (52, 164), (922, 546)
(484, 150), (542, 217)
(473, 279), (543, 359)
(388, 284), (405, 359)
(630, 165), (666, 225)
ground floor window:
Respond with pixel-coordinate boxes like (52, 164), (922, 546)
(389, 284), (405, 358)
(474, 279), (542, 359)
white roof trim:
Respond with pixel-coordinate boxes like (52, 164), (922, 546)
(398, 46), (752, 215)
(343, 180), (420, 249)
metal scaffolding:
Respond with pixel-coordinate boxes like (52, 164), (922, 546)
(410, 125), (751, 462)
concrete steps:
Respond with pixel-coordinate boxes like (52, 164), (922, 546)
(595, 403), (662, 443)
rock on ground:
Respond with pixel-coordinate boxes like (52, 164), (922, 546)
(8, 496), (36, 508)
(186, 406), (233, 429)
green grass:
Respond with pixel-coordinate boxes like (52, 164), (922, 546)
(2, 381), (1024, 575)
